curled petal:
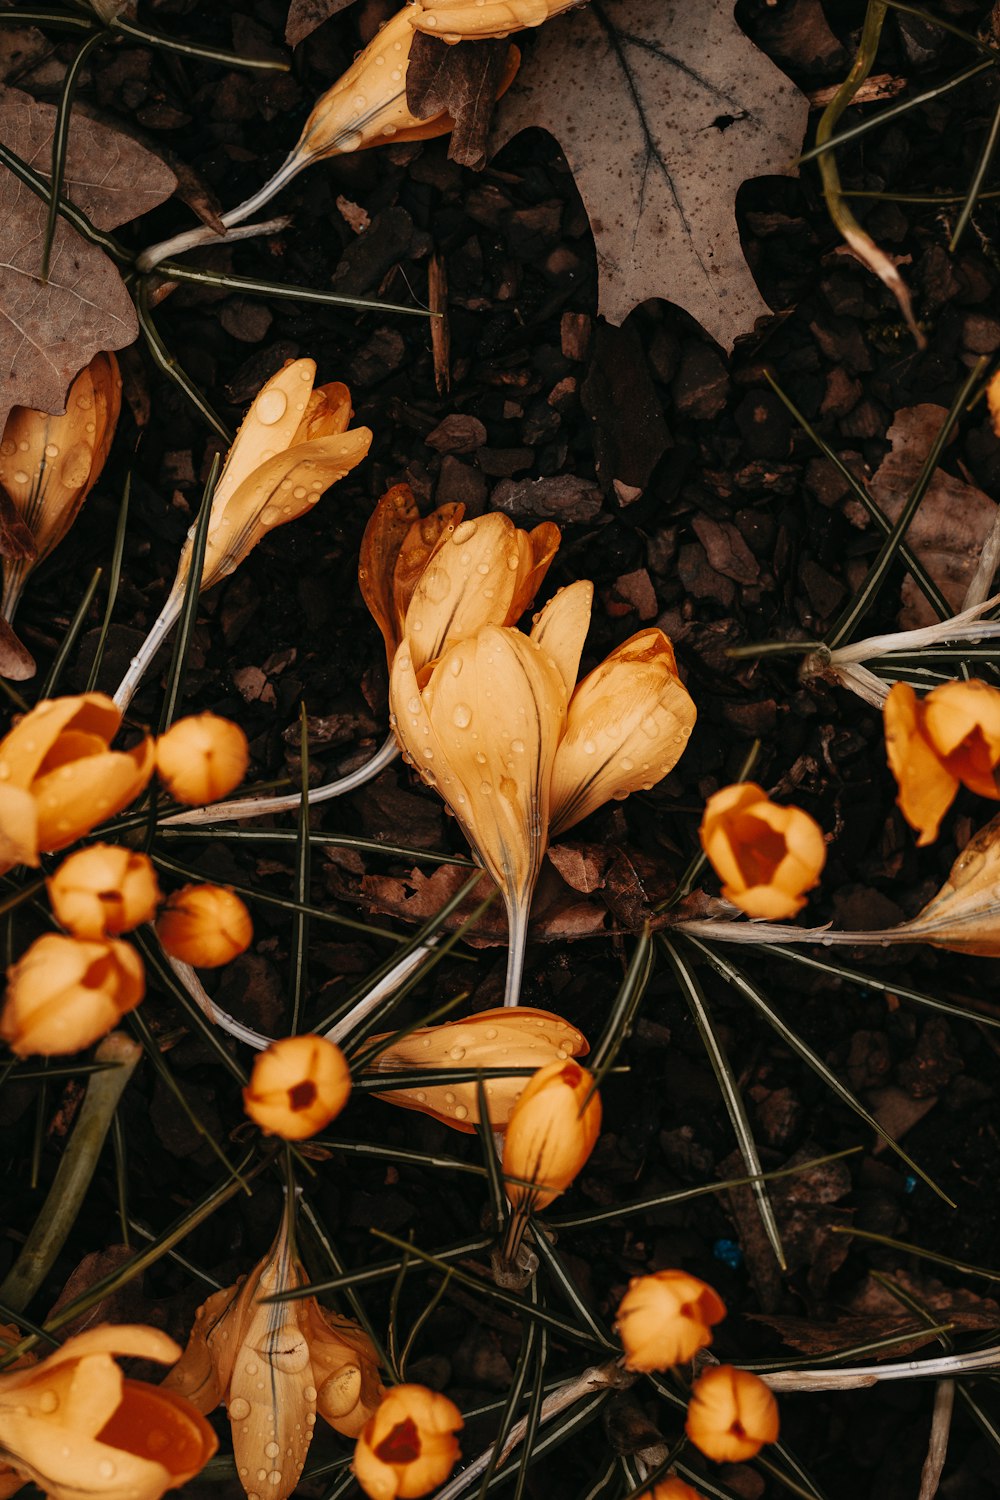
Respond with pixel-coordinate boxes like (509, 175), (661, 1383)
(0, 693), (122, 790)
(359, 485), (423, 666)
(32, 737), (155, 853)
(0, 784), (37, 870)
(923, 678), (1000, 799)
(884, 682), (961, 845)
(529, 580), (592, 698)
(507, 522), (561, 624)
(550, 629), (696, 835)
(300, 1301), (384, 1439)
(408, 0), (575, 40)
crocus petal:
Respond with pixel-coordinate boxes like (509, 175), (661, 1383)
(0, 693), (121, 790)
(898, 811), (1000, 955)
(300, 1301), (384, 1439)
(550, 629), (695, 835)
(404, 514), (521, 676)
(160, 1285), (237, 1413)
(529, 581), (592, 698)
(393, 506), (463, 645)
(923, 678), (1000, 799)
(32, 738), (155, 852)
(0, 784), (37, 871)
(408, 0), (572, 39)
(884, 682), (961, 845)
(212, 360), (319, 513)
(507, 522), (561, 624)
(369, 1006), (589, 1131)
(359, 485), (423, 666)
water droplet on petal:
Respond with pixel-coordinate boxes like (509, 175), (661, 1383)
(256, 389), (288, 425)
(452, 519), (478, 543)
(265, 1442), (280, 1459)
(38, 1391), (58, 1413)
(454, 1104), (469, 1120)
(304, 1386), (318, 1402)
(583, 739), (596, 755)
(97, 1461), (116, 1480)
(338, 129), (364, 152)
(452, 703), (472, 728)
(510, 739), (525, 754)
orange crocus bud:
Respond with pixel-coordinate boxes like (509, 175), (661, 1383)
(156, 884), (252, 967)
(243, 1034), (351, 1139)
(885, 678), (1000, 845)
(0, 693), (155, 874)
(616, 1270), (726, 1372)
(645, 1483), (702, 1500)
(0, 1323), (216, 1500)
(360, 486), (560, 673)
(352, 1384), (463, 1500)
(502, 1057), (601, 1214)
(47, 845), (161, 939)
(369, 1006), (589, 1131)
(165, 1213), (383, 1499)
(0, 933), (145, 1056)
(156, 712), (249, 805)
(408, 0), (579, 41)
(685, 1366), (779, 1464)
(0, 353), (121, 625)
(698, 782), (826, 920)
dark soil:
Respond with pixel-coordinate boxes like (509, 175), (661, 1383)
(6, 1), (1000, 1498)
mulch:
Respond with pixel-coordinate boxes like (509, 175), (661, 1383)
(7, 1), (1000, 1496)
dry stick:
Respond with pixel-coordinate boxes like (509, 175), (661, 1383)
(762, 1343), (1000, 1391)
(0, 1033), (142, 1312)
(814, 0), (925, 347)
(919, 1380), (955, 1500)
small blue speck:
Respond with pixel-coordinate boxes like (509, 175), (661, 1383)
(904, 1174), (918, 1194)
(713, 1238), (743, 1269)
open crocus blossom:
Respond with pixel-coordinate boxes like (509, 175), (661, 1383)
(685, 1365), (779, 1464)
(352, 1384), (463, 1500)
(114, 361), (371, 709)
(698, 782), (826, 920)
(407, 0), (579, 40)
(0, 1323), (217, 1500)
(390, 579), (695, 1003)
(885, 678), (1000, 845)
(164, 1213), (383, 1500)
(368, 1006), (588, 1131)
(1, 933), (145, 1057)
(0, 693), (155, 875)
(359, 485), (560, 673)
(0, 353), (121, 636)
(616, 1270), (726, 1373)
(137, 11), (518, 274)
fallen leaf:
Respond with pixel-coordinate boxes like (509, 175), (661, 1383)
(0, 614), (34, 680)
(285, 0), (359, 46)
(863, 404), (997, 629)
(407, 33), (512, 169)
(492, 0), (808, 349)
(0, 84), (176, 429)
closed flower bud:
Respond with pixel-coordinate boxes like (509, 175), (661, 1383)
(369, 1006), (589, 1131)
(0, 693), (155, 874)
(360, 486), (559, 673)
(408, 0), (578, 41)
(645, 1483), (702, 1500)
(352, 1384), (463, 1500)
(502, 1058), (601, 1213)
(0, 1324), (216, 1500)
(48, 845), (161, 939)
(699, 782), (826, 920)
(685, 1366), (779, 1464)
(1, 934), (144, 1056)
(156, 885), (252, 967)
(156, 712), (249, 805)
(616, 1271), (726, 1372)
(243, 1034), (351, 1139)
(165, 1213), (383, 1499)
(885, 679), (1000, 845)
(1, 353), (121, 626)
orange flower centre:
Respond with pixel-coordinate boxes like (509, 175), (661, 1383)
(288, 1081), (318, 1112)
(730, 1420), (746, 1438)
(374, 1417), (422, 1465)
(731, 816), (785, 885)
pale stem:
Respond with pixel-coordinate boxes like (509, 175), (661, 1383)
(113, 589), (183, 711)
(762, 1344), (1000, 1392)
(673, 918), (929, 948)
(433, 1363), (626, 1500)
(161, 733), (401, 827)
(1, 563), (28, 624)
(502, 897), (529, 1009)
(0, 1033), (142, 1312)
(167, 941), (437, 1051)
(136, 151), (307, 273)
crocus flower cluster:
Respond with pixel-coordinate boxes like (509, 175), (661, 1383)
(615, 1270), (779, 1464)
(0, 695), (253, 1055)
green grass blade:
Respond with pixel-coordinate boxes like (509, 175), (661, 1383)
(135, 280), (232, 441)
(134, 928), (249, 1084)
(477, 1289), (541, 1500)
(799, 60), (992, 164)
(475, 1076), (507, 1232)
(40, 566), (101, 697)
(686, 937), (955, 1205)
(111, 16), (291, 70)
(588, 924), (653, 1082)
(157, 261), (434, 317)
(85, 472), (130, 692)
(315, 1135), (487, 1177)
(40, 30), (105, 281)
(0, 142), (127, 261)
(289, 703), (311, 1034)
(831, 1225), (1000, 1280)
(766, 944), (1000, 1032)
(950, 93), (1000, 250)
(532, 1230), (611, 1348)
(662, 936), (786, 1269)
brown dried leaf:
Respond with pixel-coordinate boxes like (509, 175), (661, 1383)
(407, 33), (511, 169)
(0, 85), (176, 428)
(492, 0), (808, 348)
(285, 0), (359, 47)
(0, 614), (34, 680)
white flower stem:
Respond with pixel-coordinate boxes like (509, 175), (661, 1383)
(673, 918), (915, 948)
(113, 591), (182, 711)
(502, 900), (529, 1008)
(762, 1343), (1000, 1392)
(161, 733), (400, 827)
(137, 152), (306, 273)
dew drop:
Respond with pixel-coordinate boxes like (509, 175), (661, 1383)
(12, 469), (28, 485)
(583, 739), (596, 755)
(256, 389), (288, 425)
(38, 1391), (58, 1413)
(641, 715), (659, 738)
(97, 1461), (116, 1480)
(620, 758), (634, 771)
(510, 739), (525, 754)
(338, 129), (364, 152)
(476, 561), (490, 575)
(415, 1090), (427, 1102)
(454, 1104), (469, 1120)
(304, 1386), (317, 1402)
(449, 656), (463, 677)
(265, 1442), (280, 1459)
(268, 1473), (283, 1487)
(452, 703), (472, 728)
(485, 1027), (498, 1039)
(444, 1091), (456, 1104)
(245, 1362), (258, 1377)
(452, 519), (478, 544)
(43, 443), (59, 459)
(449, 1045), (465, 1061)
(407, 696), (421, 714)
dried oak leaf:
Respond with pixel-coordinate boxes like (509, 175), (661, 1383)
(285, 0), (358, 47)
(407, 33), (512, 169)
(492, 0), (808, 349)
(0, 84), (176, 430)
